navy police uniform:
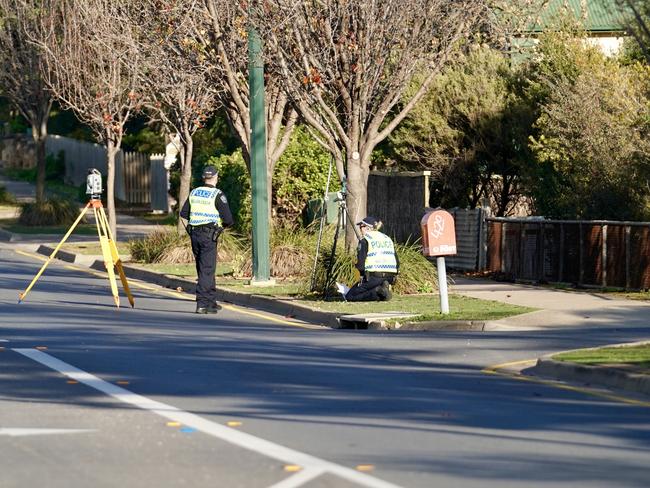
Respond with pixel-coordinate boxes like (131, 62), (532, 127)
(180, 166), (233, 313)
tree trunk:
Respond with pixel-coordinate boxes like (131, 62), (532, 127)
(176, 133), (193, 234)
(344, 158), (369, 251)
(31, 105), (50, 203)
(32, 124), (46, 203)
(106, 138), (118, 239)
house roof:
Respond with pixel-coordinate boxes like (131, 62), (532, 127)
(528, 0), (629, 33)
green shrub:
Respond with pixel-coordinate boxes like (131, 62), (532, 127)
(205, 126), (337, 232)
(206, 151), (251, 233)
(272, 126), (336, 225)
(0, 185), (14, 204)
(17, 198), (80, 226)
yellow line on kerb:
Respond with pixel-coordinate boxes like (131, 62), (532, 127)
(483, 360), (650, 408)
(14, 249), (317, 329)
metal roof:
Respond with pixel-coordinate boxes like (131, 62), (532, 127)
(529, 0), (629, 33)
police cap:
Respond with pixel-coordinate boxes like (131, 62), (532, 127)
(357, 216), (379, 228)
(202, 165), (218, 179)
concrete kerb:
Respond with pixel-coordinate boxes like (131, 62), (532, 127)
(530, 341), (650, 397)
(376, 320), (488, 331)
(116, 262), (343, 328)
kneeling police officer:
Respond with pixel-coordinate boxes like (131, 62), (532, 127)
(180, 165), (234, 314)
(345, 216), (399, 302)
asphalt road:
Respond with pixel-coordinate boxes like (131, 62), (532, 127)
(1, 245), (649, 488)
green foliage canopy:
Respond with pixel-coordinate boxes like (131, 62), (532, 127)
(389, 45), (534, 215)
(526, 32), (650, 219)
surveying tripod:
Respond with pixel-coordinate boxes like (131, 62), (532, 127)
(18, 197), (134, 309)
(322, 184), (361, 300)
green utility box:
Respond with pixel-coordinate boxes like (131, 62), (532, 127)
(304, 192), (339, 225)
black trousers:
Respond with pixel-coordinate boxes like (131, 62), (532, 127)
(190, 227), (218, 307)
(346, 274), (395, 302)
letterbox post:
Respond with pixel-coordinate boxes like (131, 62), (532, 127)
(437, 255), (449, 314)
(421, 209), (457, 315)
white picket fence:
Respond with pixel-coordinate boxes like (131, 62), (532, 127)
(45, 135), (168, 211)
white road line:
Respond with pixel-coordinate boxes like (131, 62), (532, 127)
(267, 468), (326, 488)
(0, 428), (95, 437)
(14, 348), (402, 488)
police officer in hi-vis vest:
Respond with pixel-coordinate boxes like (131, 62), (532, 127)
(345, 216), (399, 302)
(180, 165), (234, 314)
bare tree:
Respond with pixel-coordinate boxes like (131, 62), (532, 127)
(0, 0), (53, 202)
(135, 1), (222, 233)
(201, 0), (298, 198)
(258, 0), (490, 248)
(34, 0), (144, 237)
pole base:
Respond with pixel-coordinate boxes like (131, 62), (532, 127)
(248, 278), (276, 287)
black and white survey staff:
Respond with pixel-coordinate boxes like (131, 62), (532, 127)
(180, 165), (234, 314)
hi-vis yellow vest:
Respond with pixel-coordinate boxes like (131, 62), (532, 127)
(364, 230), (397, 273)
(189, 186), (222, 227)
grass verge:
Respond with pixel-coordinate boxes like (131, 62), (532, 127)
(134, 268), (532, 322)
(130, 262), (233, 277)
(291, 293), (535, 321)
(0, 218), (97, 235)
(62, 242), (131, 255)
(553, 344), (650, 370)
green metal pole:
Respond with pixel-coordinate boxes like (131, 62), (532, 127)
(248, 22), (271, 283)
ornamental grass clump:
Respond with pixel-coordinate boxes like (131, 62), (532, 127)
(393, 240), (439, 294)
(18, 198), (80, 226)
(128, 227), (183, 263)
(306, 235), (439, 296)
(129, 226), (245, 264)
(234, 224), (312, 279)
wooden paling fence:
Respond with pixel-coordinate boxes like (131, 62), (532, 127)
(46, 135), (168, 211)
(486, 218), (650, 289)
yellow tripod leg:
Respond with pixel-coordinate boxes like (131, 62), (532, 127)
(93, 203), (120, 308)
(97, 204), (134, 308)
(19, 202), (92, 303)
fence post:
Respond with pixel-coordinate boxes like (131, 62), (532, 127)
(559, 223), (564, 282)
(519, 222), (525, 278)
(538, 223), (545, 281)
(500, 222), (506, 274)
(601, 224), (608, 287)
(625, 225), (631, 289)
(477, 208), (487, 271)
(579, 223), (584, 285)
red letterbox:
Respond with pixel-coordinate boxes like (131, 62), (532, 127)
(421, 209), (457, 257)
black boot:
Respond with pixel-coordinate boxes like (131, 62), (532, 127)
(196, 303), (222, 314)
(377, 281), (393, 301)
